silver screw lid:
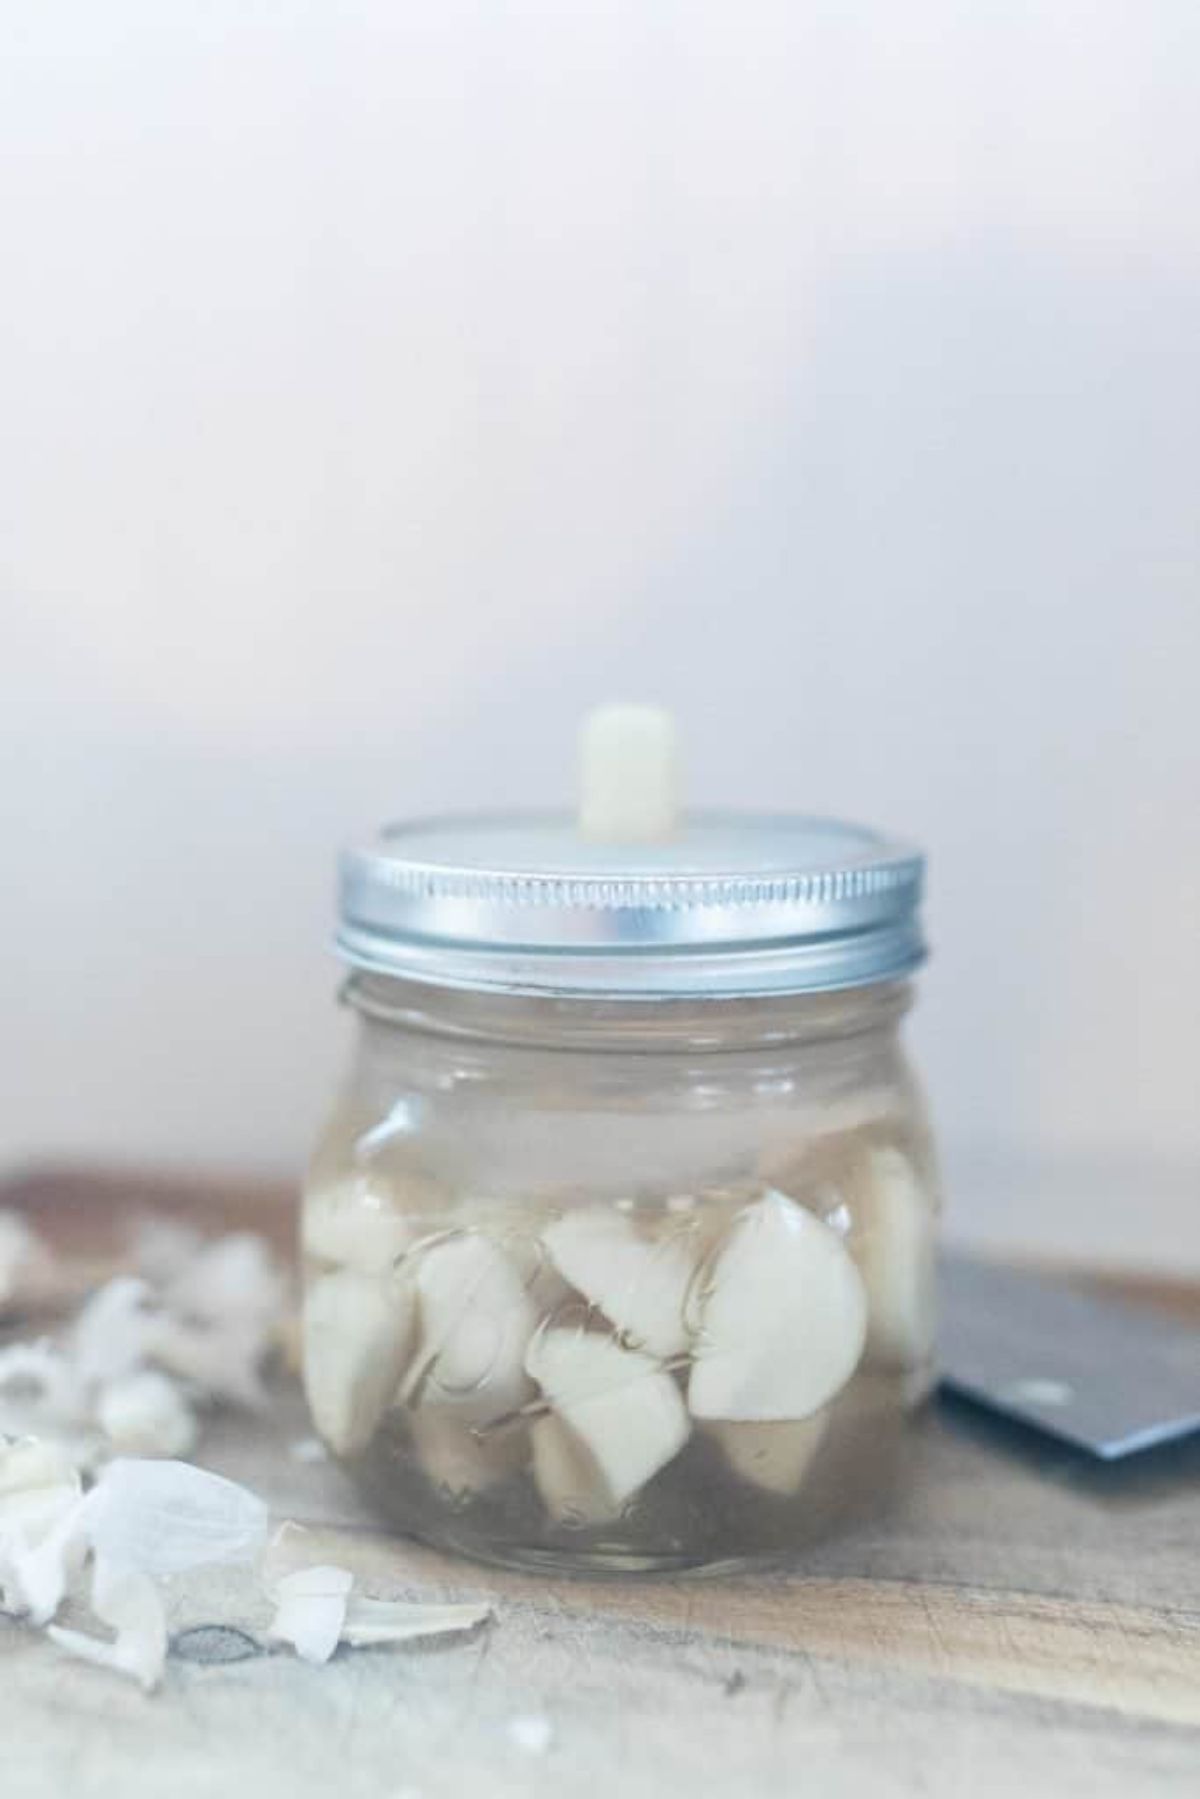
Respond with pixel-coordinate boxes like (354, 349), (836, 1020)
(336, 810), (926, 999)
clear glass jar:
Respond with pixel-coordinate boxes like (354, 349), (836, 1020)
(302, 959), (940, 1574)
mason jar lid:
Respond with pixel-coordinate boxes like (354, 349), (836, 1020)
(336, 810), (926, 999)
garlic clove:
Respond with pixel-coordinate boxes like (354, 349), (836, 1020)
(542, 1210), (695, 1357)
(411, 1234), (536, 1423)
(855, 1148), (936, 1370)
(705, 1412), (829, 1496)
(688, 1190), (867, 1423)
(0, 1440), (81, 1550)
(302, 1176), (416, 1276)
(304, 1269), (417, 1457)
(529, 1414), (620, 1527)
(97, 1371), (198, 1459)
(525, 1328), (690, 1507)
(408, 1406), (527, 1500)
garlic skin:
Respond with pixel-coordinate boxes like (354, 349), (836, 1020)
(302, 1176), (417, 1275)
(854, 1148), (936, 1370)
(542, 1210), (695, 1358)
(705, 1412), (829, 1497)
(526, 1328), (690, 1507)
(304, 1269), (416, 1457)
(529, 1414), (620, 1527)
(268, 1564), (353, 1665)
(411, 1234), (536, 1422)
(688, 1190), (867, 1423)
(408, 1407), (526, 1500)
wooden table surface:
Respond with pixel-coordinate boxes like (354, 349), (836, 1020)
(3, 1167), (1199, 1799)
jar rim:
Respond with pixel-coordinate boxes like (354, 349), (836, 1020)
(336, 809), (926, 1000)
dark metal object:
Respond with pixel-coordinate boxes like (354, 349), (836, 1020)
(939, 1254), (1200, 1459)
(171, 1625), (264, 1664)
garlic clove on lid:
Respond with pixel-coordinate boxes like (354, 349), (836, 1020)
(542, 1210), (695, 1358)
(704, 1411), (829, 1497)
(526, 1328), (690, 1507)
(688, 1190), (867, 1423)
(303, 1269), (416, 1457)
(578, 702), (679, 843)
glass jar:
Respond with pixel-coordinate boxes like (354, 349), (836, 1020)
(302, 809), (938, 1575)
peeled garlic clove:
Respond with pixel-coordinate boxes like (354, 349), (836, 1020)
(855, 1148), (936, 1370)
(97, 1370), (198, 1459)
(705, 1412), (829, 1497)
(0, 1440), (81, 1542)
(302, 1176), (416, 1275)
(408, 1407), (526, 1500)
(304, 1269), (416, 1456)
(542, 1210), (695, 1357)
(526, 1328), (690, 1507)
(688, 1190), (867, 1423)
(530, 1414), (620, 1527)
(412, 1234), (536, 1422)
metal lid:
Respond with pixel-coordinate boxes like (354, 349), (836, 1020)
(336, 811), (926, 999)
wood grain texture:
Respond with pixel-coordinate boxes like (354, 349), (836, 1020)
(3, 1167), (1200, 1798)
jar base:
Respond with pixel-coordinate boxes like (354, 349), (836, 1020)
(386, 1521), (807, 1580)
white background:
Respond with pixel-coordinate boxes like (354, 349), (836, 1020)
(3, 3), (1198, 1267)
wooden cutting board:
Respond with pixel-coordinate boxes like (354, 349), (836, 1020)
(3, 1166), (1199, 1799)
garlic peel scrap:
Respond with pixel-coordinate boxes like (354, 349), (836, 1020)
(339, 1596), (491, 1647)
(267, 1565), (353, 1665)
(47, 1555), (167, 1692)
(542, 1211), (695, 1358)
(688, 1190), (867, 1423)
(79, 1458), (269, 1577)
(268, 1564), (492, 1662)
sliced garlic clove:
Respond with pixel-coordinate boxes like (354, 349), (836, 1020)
(855, 1148), (936, 1370)
(525, 1328), (690, 1507)
(302, 1176), (417, 1275)
(408, 1406), (526, 1500)
(303, 1269), (416, 1457)
(529, 1414), (620, 1527)
(542, 1210), (695, 1357)
(411, 1234), (537, 1422)
(705, 1412), (829, 1497)
(688, 1190), (867, 1423)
